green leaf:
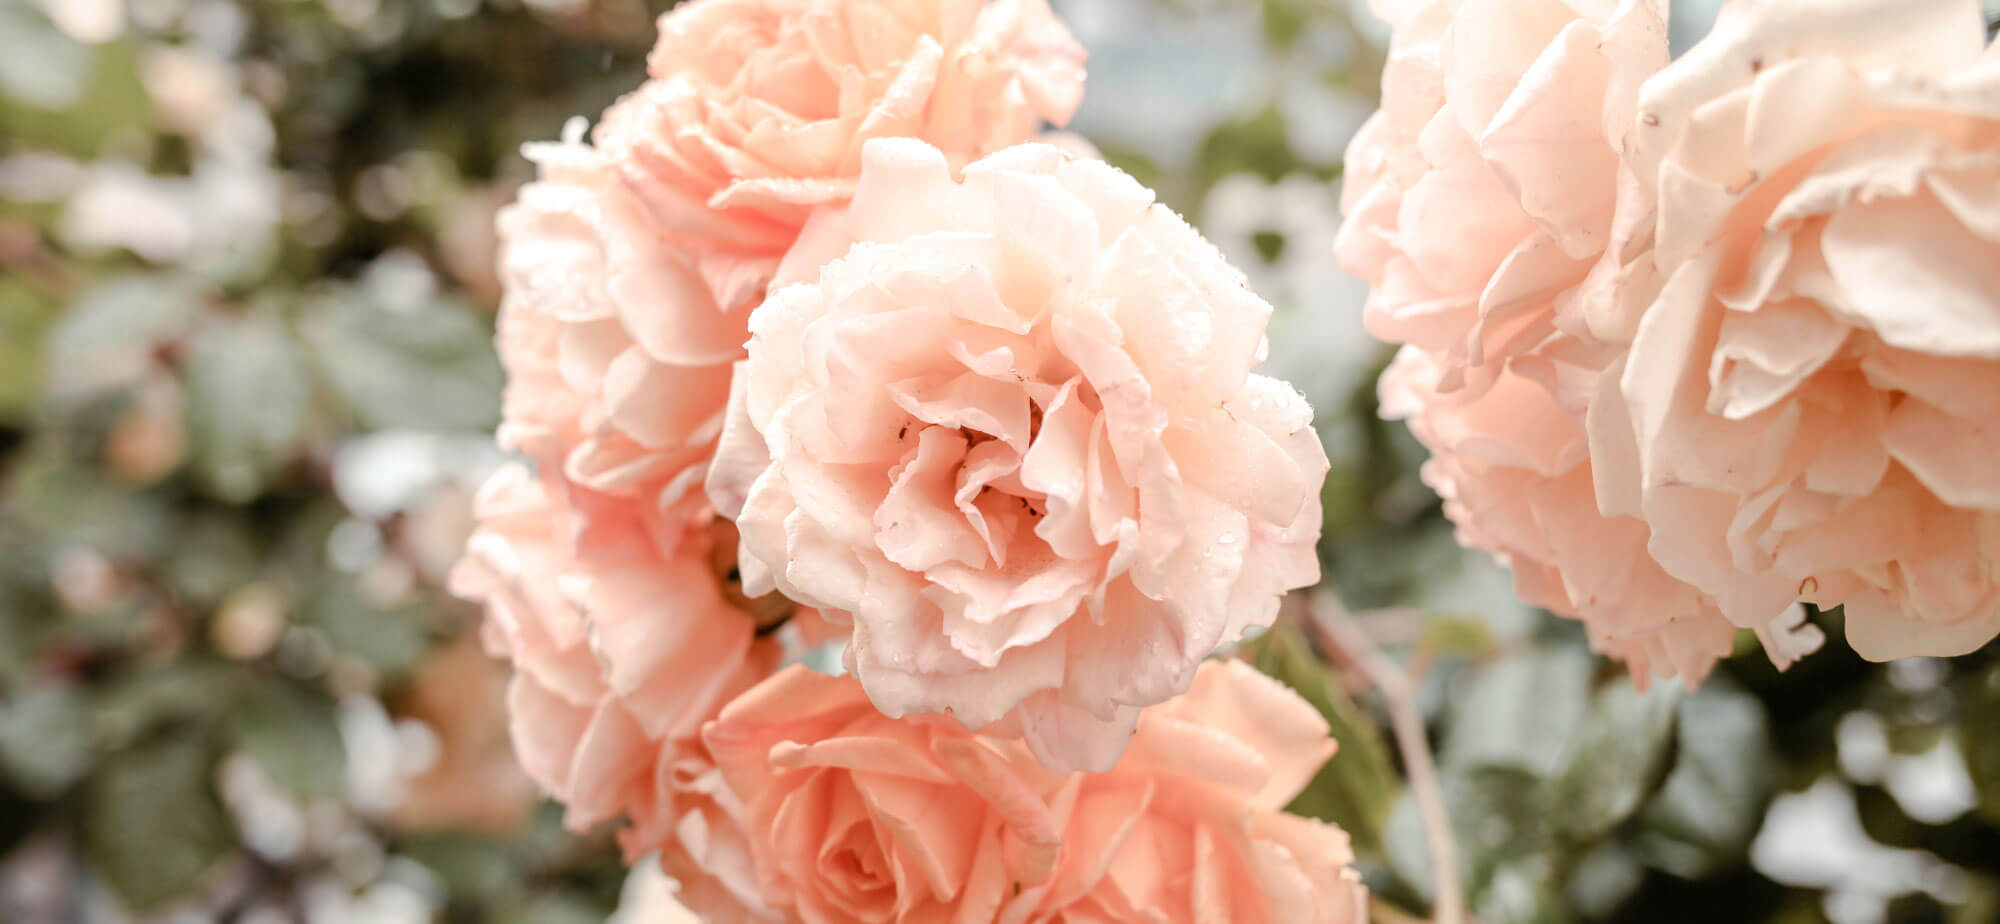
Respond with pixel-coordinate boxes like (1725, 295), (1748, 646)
(1261, 0), (1309, 48)
(44, 276), (199, 390)
(91, 660), (236, 751)
(1441, 643), (1593, 776)
(1194, 105), (1301, 194)
(1383, 764), (1552, 909)
(1628, 678), (1775, 878)
(1549, 680), (1681, 844)
(184, 316), (311, 502)
(1244, 622), (1399, 852)
(1564, 842), (1646, 921)
(302, 293), (501, 433)
(301, 574), (433, 682)
(1478, 860), (1574, 924)
(5, 444), (177, 562)
(0, 682), (93, 797)
(1419, 616), (1497, 659)
(0, 2), (92, 109)
(401, 831), (519, 904)
(501, 892), (611, 924)
(230, 677), (345, 798)
(84, 735), (229, 910)
(0, 517), (57, 681)
(0, 279), (56, 417)
(162, 513), (264, 607)
(1948, 875), (2000, 924)
(0, 19), (149, 156)
(1963, 665), (2000, 826)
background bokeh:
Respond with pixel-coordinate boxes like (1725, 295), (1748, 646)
(2, 0), (1998, 922)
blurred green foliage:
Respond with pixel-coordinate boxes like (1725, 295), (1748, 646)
(0, 0), (663, 917)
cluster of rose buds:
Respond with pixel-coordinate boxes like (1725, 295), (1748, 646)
(1339, 0), (2000, 685)
(454, 0), (1362, 919)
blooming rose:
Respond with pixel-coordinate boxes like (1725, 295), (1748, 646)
(701, 660), (1366, 924)
(706, 139), (1329, 772)
(704, 665), (1068, 923)
(1337, 0), (1815, 682)
(494, 123), (744, 518)
(450, 465), (794, 919)
(1601, 0), (2000, 658)
(595, 0), (1087, 313)
(1380, 349), (1831, 682)
(1336, 0), (1668, 395)
(1020, 660), (1369, 923)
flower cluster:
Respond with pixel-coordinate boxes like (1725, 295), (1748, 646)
(458, 0), (1352, 918)
(1341, 0), (2000, 681)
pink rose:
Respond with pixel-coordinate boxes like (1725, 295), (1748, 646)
(705, 665), (1068, 923)
(706, 139), (1329, 772)
(701, 660), (1366, 924)
(1599, 0), (2000, 658)
(1337, 0), (1812, 682)
(595, 0), (1087, 313)
(1336, 0), (1668, 395)
(1021, 660), (1369, 923)
(494, 125), (743, 517)
(1379, 349), (1757, 683)
(450, 465), (796, 919)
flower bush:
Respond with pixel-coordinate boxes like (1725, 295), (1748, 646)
(11, 0), (2000, 921)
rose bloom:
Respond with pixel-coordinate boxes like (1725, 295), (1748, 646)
(1336, 0), (1815, 681)
(706, 139), (1329, 772)
(492, 0), (1089, 577)
(1598, 0), (2000, 658)
(595, 0), (1086, 314)
(450, 465), (798, 920)
(1335, 0), (1668, 395)
(1380, 347), (1827, 682)
(494, 124), (744, 519)
(702, 660), (1366, 923)
(1380, 350), (1736, 682)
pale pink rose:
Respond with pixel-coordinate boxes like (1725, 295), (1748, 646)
(701, 660), (1366, 924)
(706, 139), (1330, 772)
(1019, 660), (1369, 923)
(1337, 0), (1802, 682)
(704, 665), (1069, 923)
(449, 465), (799, 920)
(594, 0), (1087, 314)
(1601, 0), (2000, 659)
(1335, 0), (1668, 395)
(494, 123), (742, 516)
(1379, 348), (1766, 683)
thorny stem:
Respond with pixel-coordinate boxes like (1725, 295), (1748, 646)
(1310, 593), (1465, 924)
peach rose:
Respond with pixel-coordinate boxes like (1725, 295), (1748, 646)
(1602, 0), (2000, 658)
(706, 139), (1329, 772)
(1335, 0), (1668, 395)
(1336, 0), (1817, 681)
(705, 665), (1068, 923)
(1019, 660), (1368, 923)
(450, 465), (795, 920)
(595, 0), (1086, 313)
(494, 123), (743, 517)
(1378, 348), (1793, 683)
(701, 660), (1366, 924)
